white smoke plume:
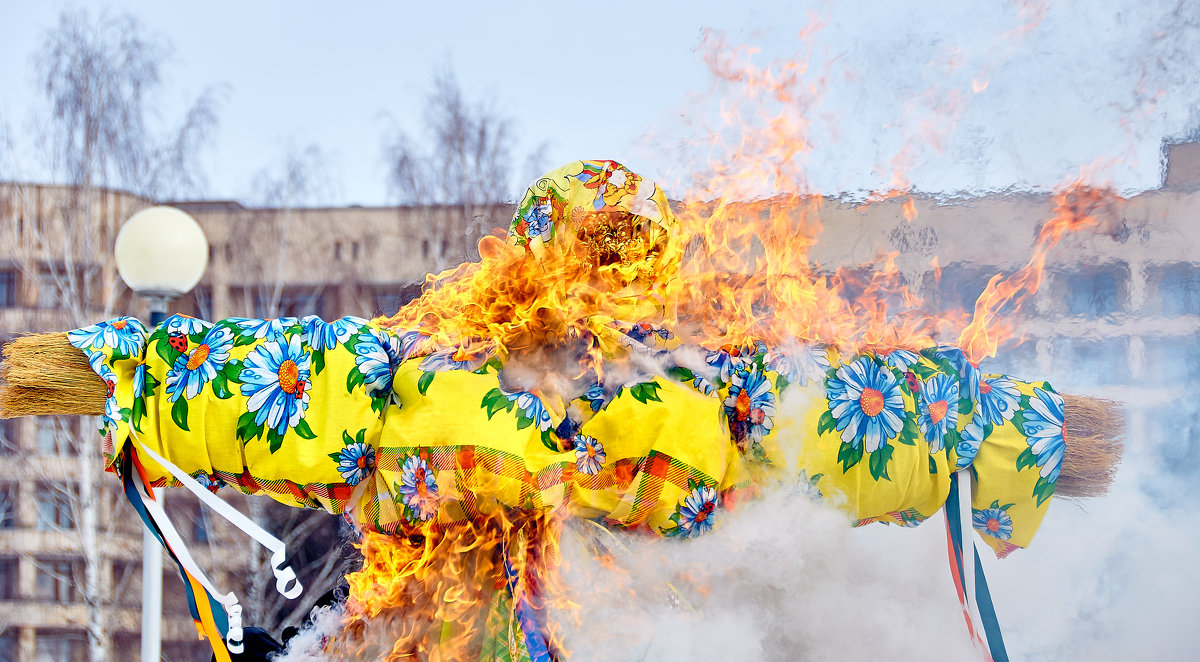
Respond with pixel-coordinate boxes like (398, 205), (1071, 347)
(278, 3), (1200, 659)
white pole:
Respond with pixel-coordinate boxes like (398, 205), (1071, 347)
(142, 303), (168, 662)
(114, 207), (208, 662)
(141, 524), (163, 662)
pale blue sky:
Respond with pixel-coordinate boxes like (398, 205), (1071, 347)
(2, 1), (1198, 205)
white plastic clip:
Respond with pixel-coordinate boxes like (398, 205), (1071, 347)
(271, 547), (304, 599)
(224, 599), (245, 654)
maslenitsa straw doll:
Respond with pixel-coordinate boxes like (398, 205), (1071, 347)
(0, 160), (1122, 661)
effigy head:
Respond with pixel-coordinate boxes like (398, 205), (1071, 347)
(507, 160), (681, 288)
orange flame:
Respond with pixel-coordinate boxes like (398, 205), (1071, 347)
(337, 511), (567, 661)
(379, 25), (1119, 372)
(957, 181), (1118, 363)
(357, 19), (1128, 658)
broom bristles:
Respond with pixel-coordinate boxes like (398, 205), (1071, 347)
(1058, 393), (1125, 498)
(0, 332), (106, 418)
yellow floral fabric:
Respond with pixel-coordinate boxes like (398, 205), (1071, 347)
(70, 315), (1063, 557)
(66, 160), (1067, 556)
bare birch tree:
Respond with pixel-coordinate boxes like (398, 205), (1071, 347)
(219, 144), (357, 633)
(14, 9), (219, 661)
(385, 65), (545, 262)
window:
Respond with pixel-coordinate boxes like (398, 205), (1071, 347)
(0, 558), (17, 599)
(0, 485), (14, 529)
(1051, 337), (1131, 387)
(1150, 263), (1200, 315)
(242, 288), (326, 319)
(422, 239), (430, 258)
(35, 486), (74, 531)
(35, 417), (72, 455)
(35, 630), (86, 662)
(112, 562), (141, 607)
(924, 263), (996, 313)
(1062, 266), (1125, 316)
(0, 629), (16, 661)
(1142, 336), (1200, 385)
(373, 284), (422, 317)
(0, 420), (16, 454)
(0, 271), (15, 308)
(162, 641), (211, 661)
(35, 560), (80, 604)
(37, 272), (59, 310)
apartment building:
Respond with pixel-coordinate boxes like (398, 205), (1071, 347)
(0, 143), (1196, 660)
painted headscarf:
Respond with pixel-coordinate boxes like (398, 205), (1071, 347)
(507, 160), (681, 287)
(383, 160), (681, 363)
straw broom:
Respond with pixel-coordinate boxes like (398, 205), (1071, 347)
(0, 333), (1123, 498)
(0, 332), (106, 418)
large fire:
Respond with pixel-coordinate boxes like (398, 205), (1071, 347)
(339, 513), (568, 661)
(355, 23), (1121, 662)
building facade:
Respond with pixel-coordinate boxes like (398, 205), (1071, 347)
(0, 143), (1197, 660)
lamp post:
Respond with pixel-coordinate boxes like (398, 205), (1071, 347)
(114, 205), (208, 662)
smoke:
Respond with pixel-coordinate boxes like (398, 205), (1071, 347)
(643, 0), (1200, 200)
(275, 362), (1195, 662)
(275, 4), (1200, 658)
(552, 489), (978, 662)
(558, 381), (1196, 662)
(280, 605), (347, 661)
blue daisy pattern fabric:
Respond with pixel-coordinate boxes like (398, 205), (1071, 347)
(397, 455), (439, 522)
(820, 355), (912, 481)
(165, 315), (210, 337)
(305, 316), (366, 352)
(165, 325), (234, 402)
(237, 333), (313, 450)
(723, 363), (776, 451)
(973, 501), (1015, 541)
(64, 307), (1074, 572)
(1021, 387), (1065, 482)
(978, 375), (1021, 427)
(418, 346), (490, 374)
(332, 430), (376, 487)
(352, 327), (399, 399)
(765, 342), (832, 388)
(917, 373), (959, 453)
(827, 357), (906, 453)
(704, 345), (750, 386)
(506, 390), (553, 432)
(229, 317), (300, 341)
(955, 418), (985, 469)
(668, 484), (719, 538)
(884, 349), (920, 372)
(68, 317), (146, 359)
(573, 435), (605, 475)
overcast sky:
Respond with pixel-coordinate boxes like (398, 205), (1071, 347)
(2, 1), (1198, 205)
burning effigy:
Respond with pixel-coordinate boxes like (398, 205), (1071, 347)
(0, 160), (1122, 661)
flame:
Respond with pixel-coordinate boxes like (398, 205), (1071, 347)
(336, 511), (568, 661)
(957, 181), (1118, 363)
(360, 21), (1126, 657)
(377, 20), (1119, 375)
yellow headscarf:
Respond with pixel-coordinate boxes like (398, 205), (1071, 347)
(384, 160), (683, 360)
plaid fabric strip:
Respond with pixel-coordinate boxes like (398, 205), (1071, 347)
(366, 446), (720, 535)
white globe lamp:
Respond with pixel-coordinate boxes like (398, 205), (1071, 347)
(113, 204), (208, 662)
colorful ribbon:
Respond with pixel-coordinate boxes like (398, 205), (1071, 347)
(945, 469), (1009, 662)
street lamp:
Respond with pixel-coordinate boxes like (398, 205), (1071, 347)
(114, 205), (208, 662)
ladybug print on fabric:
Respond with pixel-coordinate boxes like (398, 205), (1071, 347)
(167, 332), (188, 354)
